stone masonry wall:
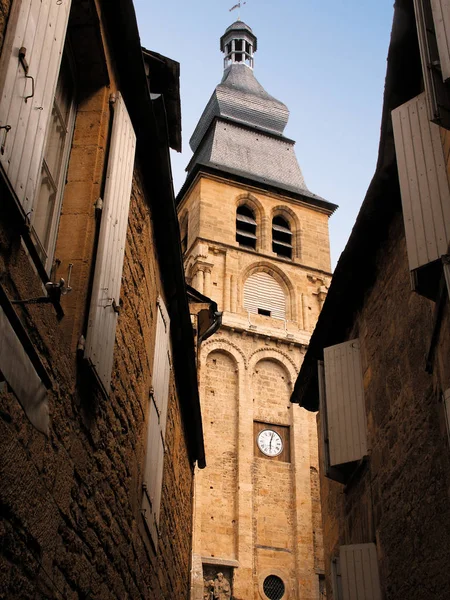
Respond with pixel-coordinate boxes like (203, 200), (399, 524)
(0, 158), (195, 598)
(320, 211), (450, 599)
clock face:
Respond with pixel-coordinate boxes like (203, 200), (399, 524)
(257, 429), (283, 457)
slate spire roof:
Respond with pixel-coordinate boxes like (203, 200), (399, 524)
(187, 21), (326, 202)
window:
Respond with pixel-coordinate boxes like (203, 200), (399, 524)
(263, 575), (285, 600)
(223, 36), (254, 68)
(244, 272), (286, 320)
(272, 215), (292, 258)
(236, 204), (257, 249)
(142, 297), (171, 549)
(318, 339), (368, 483)
(0, 0), (72, 220)
(31, 51), (76, 268)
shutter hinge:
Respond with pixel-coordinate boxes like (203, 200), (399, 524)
(0, 125), (11, 155)
(109, 93), (117, 105)
(112, 298), (120, 314)
(94, 197), (103, 213)
(77, 335), (86, 354)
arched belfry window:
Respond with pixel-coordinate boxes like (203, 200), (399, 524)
(236, 205), (257, 249)
(272, 216), (292, 258)
(244, 272), (286, 319)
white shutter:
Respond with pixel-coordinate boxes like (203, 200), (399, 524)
(324, 339), (368, 467)
(318, 360), (345, 483)
(392, 93), (450, 272)
(243, 271), (286, 319)
(340, 544), (382, 600)
(84, 92), (136, 393)
(414, 0), (450, 129)
(142, 297), (171, 549)
(0, 305), (48, 434)
(431, 0), (450, 82)
(0, 0), (71, 211)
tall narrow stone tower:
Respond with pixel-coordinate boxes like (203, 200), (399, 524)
(177, 20), (336, 600)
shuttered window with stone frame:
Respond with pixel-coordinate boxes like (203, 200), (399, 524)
(331, 544), (382, 600)
(0, 0), (72, 215)
(392, 92), (450, 299)
(318, 339), (368, 483)
(84, 92), (136, 394)
(141, 297), (171, 550)
(413, 0), (450, 130)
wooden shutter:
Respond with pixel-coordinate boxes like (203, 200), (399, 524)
(431, 0), (450, 83)
(318, 360), (345, 483)
(142, 297), (171, 549)
(0, 305), (48, 433)
(324, 339), (368, 467)
(414, 0), (450, 129)
(392, 93), (450, 272)
(243, 271), (286, 319)
(340, 544), (382, 600)
(84, 92), (136, 393)
(0, 0), (72, 211)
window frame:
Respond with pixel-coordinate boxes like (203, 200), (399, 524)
(30, 47), (77, 271)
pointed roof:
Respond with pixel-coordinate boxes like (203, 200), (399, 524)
(184, 21), (333, 206)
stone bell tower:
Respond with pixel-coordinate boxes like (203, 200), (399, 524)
(177, 19), (336, 600)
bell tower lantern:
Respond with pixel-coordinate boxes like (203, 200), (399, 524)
(220, 20), (257, 69)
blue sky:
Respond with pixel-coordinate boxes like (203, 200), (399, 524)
(133, 1), (394, 268)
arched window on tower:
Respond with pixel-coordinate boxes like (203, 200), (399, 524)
(272, 216), (292, 259)
(244, 272), (286, 319)
(236, 205), (257, 249)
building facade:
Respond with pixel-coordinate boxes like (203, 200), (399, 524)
(177, 21), (336, 600)
(0, 1), (211, 598)
(291, 1), (450, 599)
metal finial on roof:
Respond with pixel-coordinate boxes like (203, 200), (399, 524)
(229, 1), (246, 20)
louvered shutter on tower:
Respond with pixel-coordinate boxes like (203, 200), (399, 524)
(0, 0), (71, 211)
(142, 298), (171, 549)
(340, 544), (382, 600)
(84, 92), (136, 393)
(392, 93), (450, 272)
(244, 271), (286, 319)
(324, 339), (368, 467)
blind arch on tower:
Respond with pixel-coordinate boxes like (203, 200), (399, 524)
(243, 271), (286, 319)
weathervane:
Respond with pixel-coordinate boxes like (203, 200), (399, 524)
(229, 1), (246, 20)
